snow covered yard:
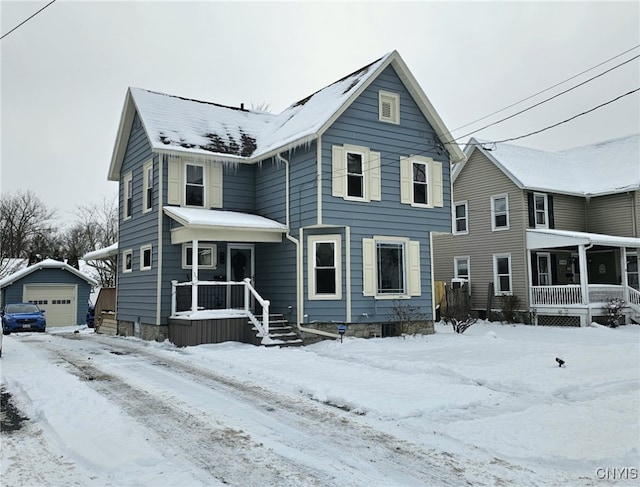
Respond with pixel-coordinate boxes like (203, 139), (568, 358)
(1, 320), (638, 486)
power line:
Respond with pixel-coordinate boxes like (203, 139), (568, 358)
(488, 88), (640, 144)
(448, 44), (640, 135)
(0, 0), (57, 41)
(453, 54), (640, 141)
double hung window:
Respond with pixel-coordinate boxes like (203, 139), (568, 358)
(491, 194), (509, 231)
(493, 254), (512, 295)
(454, 201), (468, 234)
(185, 164), (205, 207)
(308, 235), (341, 299)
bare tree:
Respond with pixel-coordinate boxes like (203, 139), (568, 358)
(0, 190), (55, 276)
(69, 196), (118, 287)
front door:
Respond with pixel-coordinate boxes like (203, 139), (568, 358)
(227, 244), (254, 309)
(537, 253), (551, 286)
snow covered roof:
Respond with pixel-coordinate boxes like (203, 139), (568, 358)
(163, 207), (287, 245)
(163, 207), (287, 231)
(0, 259), (98, 289)
(109, 51), (464, 180)
(83, 242), (119, 261)
(526, 228), (640, 250)
(457, 134), (640, 197)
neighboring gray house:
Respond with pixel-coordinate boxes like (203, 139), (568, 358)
(103, 50), (465, 345)
(433, 134), (640, 326)
(0, 259), (97, 327)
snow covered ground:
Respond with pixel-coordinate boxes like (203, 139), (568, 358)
(1, 321), (638, 486)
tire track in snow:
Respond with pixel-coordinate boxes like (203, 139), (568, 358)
(28, 333), (530, 486)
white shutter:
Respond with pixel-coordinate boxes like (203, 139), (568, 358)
(431, 161), (443, 208)
(369, 151), (381, 201)
(408, 240), (421, 296)
(332, 145), (345, 198)
(209, 162), (223, 208)
(400, 156), (412, 204)
(167, 157), (181, 205)
(362, 238), (376, 296)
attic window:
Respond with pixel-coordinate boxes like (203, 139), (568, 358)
(379, 91), (399, 124)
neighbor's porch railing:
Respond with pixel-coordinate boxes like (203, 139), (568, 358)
(530, 284), (629, 307)
(170, 278), (270, 336)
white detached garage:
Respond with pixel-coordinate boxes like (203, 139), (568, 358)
(0, 259), (97, 327)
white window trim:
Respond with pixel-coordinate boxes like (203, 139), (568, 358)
(184, 162), (206, 208)
(379, 90), (400, 124)
(182, 243), (217, 269)
(411, 160), (429, 207)
(363, 236), (421, 299)
(122, 249), (133, 273)
(400, 155), (443, 208)
(123, 172), (133, 221)
(491, 193), (510, 231)
(534, 192), (549, 229)
(331, 144), (381, 203)
(536, 252), (552, 286)
(140, 244), (152, 271)
(493, 253), (513, 296)
(143, 160), (153, 213)
(308, 235), (342, 300)
(453, 201), (469, 235)
(345, 149), (366, 201)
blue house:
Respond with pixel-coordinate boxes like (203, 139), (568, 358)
(106, 50), (465, 345)
(0, 259), (97, 327)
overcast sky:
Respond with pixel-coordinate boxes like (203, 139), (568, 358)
(1, 1), (639, 225)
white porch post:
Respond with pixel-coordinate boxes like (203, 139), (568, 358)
(578, 243), (590, 325)
(191, 239), (199, 313)
(526, 248), (535, 325)
(621, 247), (629, 301)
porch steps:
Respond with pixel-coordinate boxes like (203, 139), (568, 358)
(252, 314), (303, 348)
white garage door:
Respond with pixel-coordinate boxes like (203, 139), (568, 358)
(23, 285), (77, 327)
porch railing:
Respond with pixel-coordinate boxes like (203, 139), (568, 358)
(170, 278), (270, 338)
(531, 284), (634, 307)
(628, 286), (640, 310)
(531, 285), (582, 306)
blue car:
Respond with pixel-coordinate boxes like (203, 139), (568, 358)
(2, 303), (47, 334)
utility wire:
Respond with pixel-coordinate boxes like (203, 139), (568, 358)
(329, 87), (640, 178)
(486, 88), (640, 144)
(448, 44), (640, 135)
(452, 54), (640, 141)
(1, 0), (57, 40)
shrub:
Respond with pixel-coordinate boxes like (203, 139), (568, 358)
(499, 295), (521, 323)
(603, 297), (625, 328)
(442, 286), (477, 334)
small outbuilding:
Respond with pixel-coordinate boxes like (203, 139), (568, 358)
(0, 259), (98, 327)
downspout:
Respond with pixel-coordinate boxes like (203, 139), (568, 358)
(277, 151), (339, 339)
(156, 154), (163, 326)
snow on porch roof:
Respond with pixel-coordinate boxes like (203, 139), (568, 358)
(83, 242), (119, 261)
(526, 228), (640, 250)
(163, 206), (287, 231)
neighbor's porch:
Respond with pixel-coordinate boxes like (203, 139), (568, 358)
(526, 229), (640, 326)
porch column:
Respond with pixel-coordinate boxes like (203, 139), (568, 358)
(526, 248), (534, 312)
(578, 244), (589, 305)
(621, 247), (629, 302)
(191, 239), (199, 313)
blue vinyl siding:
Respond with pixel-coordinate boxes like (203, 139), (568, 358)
(117, 113), (160, 325)
(314, 65), (450, 321)
(223, 163), (256, 212)
(1, 268), (92, 325)
(115, 62), (453, 331)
